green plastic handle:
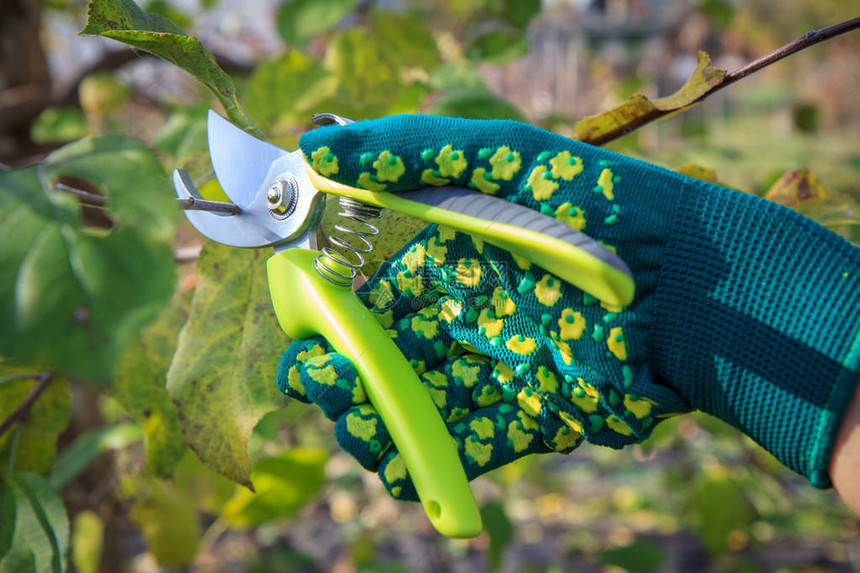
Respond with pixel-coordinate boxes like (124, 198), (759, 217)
(306, 168), (635, 308)
(267, 248), (482, 538)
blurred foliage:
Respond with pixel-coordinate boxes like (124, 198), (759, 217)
(0, 0), (858, 571)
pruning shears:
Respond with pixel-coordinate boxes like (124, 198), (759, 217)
(173, 110), (634, 538)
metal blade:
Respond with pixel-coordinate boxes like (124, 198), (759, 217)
(207, 110), (287, 208)
(173, 160), (326, 249)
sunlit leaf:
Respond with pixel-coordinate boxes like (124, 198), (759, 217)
(113, 292), (189, 478)
(0, 472), (69, 573)
(370, 10), (441, 72)
(428, 62), (489, 92)
(277, 0), (359, 47)
(325, 28), (403, 115)
(31, 107), (89, 145)
(153, 105), (209, 161)
(78, 72), (131, 119)
(480, 501), (512, 571)
(0, 137), (177, 382)
(71, 510), (103, 573)
(128, 477), (199, 567)
(574, 51), (727, 145)
(242, 50), (336, 130)
(0, 372), (69, 475)
(675, 163), (720, 184)
(221, 449), (327, 527)
(171, 450), (235, 515)
(764, 168), (831, 207)
(166, 243), (287, 488)
(79, 0), (262, 137)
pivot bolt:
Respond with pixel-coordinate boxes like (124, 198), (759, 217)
(267, 174), (298, 219)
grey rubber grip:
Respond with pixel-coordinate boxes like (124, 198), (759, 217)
(398, 187), (630, 274)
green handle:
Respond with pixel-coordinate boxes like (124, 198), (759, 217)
(267, 248), (482, 538)
(306, 168), (635, 307)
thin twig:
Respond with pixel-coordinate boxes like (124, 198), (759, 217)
(722, 16), (860, 87)
(55, 181), (107, 206)
(0, 373), (41, 385)
(0, 372), (55, 438)
(54, 179), (241, 214)
(588, 16), (860, 146)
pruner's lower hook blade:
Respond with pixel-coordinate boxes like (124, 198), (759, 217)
(172, 148), (326, 250)
(173, 169), (265, 247)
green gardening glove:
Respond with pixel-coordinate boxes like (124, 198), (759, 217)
(278, 115), (860, 501)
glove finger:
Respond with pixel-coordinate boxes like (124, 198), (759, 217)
(276, 336), (333, 402)
(377, 400), (556, 501)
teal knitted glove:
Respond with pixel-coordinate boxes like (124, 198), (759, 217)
(278, 115), (860, 499)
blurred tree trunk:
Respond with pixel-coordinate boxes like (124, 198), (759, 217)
(0, 0), (52, 163)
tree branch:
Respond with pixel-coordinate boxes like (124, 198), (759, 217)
(583, 16), (860, 146)
(723, 16), (860, 87)
(0, 372), (55, 438)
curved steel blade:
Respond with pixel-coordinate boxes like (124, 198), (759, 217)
(207, 110), (287, 207)
(173, 152), (325, 249)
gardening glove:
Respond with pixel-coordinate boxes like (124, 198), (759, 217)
(277, 115), (860, 501)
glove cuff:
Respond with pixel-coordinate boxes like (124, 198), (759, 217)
(652, 179), (860, 487)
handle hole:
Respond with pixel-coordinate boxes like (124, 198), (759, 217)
(424, 500), (442, 521)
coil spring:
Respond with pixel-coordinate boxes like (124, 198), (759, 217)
(314, 197), (382, 287)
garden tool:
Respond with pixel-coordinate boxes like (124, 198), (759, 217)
(172, 110), (635, 538)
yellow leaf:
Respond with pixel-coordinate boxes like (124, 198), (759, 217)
(574, 52), (727, 145)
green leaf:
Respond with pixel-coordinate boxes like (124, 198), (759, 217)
(221, 449), (326, 527)
(78, 72), (131, 118)
(480, 501), (512, 571)
(70, 510), (102, 573)
(428, 89), (526, 122)
(466, 29), (528, 63)
(79, 0), (262, 137)
(369, 10), (441, 72)
(242, 50), (336, 130)
(30, 108), (89, 145)
(113, 292), (190, 478)
(574, 51), (727, 146)
(166, 243), (288, 488)
(686, 467), (754, 555)
(277, 0), (359, 46)
(325, 28), (403, 114)
(128, 478), (199, 567)
(49, 423), (142, 489)
(0, 472), (69, 573)
(0, 137), (177, 382)
(153, 105), (209, 161)
(497, 0), (541, 30)
(428, 62), (489, 92)
(0, 372), (70, 475)
(171, 450), (235, 515)
(599, 541), (665, 573)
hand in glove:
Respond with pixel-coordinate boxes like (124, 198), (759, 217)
(279, 115), (860, 500)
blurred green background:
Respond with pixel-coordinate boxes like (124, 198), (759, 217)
(2, 0), (859, 572)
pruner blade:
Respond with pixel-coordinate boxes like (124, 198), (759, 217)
(172, 112), (325, 251)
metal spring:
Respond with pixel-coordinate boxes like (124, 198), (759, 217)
(314, 197), (382, 286)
